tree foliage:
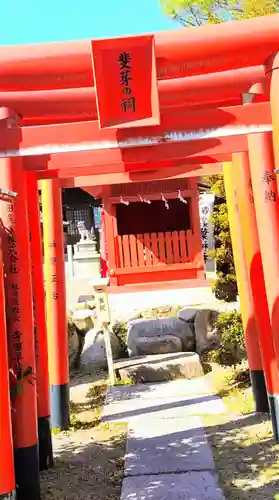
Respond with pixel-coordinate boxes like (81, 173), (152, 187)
(206, 176), (238, 302)
(160, 0), (278, 27)
(160, 0), (278, 301)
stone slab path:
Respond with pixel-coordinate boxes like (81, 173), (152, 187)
(102, 378), (226, 499)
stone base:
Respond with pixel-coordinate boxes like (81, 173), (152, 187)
(114, 352), (204, 383)
(73, 255), (101, 279)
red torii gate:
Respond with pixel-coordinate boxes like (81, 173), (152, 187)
(2, 14), (279, 500)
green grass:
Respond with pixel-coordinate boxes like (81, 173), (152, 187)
(211, 362), (254, 415)
(203, 364), (279, 499)
(69, 381), (108, 430)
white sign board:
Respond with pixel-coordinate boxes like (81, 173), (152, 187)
(199, 193), (215, 272)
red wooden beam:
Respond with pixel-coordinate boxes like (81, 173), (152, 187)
(0, 66), (265, 125)
(59, 163), (223, 188)
(36, 158), (224, 179)
(27, 135), (242, 173)
(0, 102), (270, 158)
(0, 15), (278, 89)
(36, 159), (189, 178)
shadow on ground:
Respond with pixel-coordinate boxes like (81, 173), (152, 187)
(205, 413), (279, 499)
(40, 408), (279, 499)
(40, 426), (126, 500)
(103, 393), (221, 421)
(121, 413), (279, 499)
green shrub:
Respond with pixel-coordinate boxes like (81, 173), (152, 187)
(206, 175), (238, 302)
(204, 310), (246, 366)
(112, 321), (128, 357)
(212, 274), (238, 302)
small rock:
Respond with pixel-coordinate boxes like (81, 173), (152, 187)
(80, 328), (121, 371)
(195, 309), (220, 354)
(72, 309), (95, 331)
(178, 308), (198, 323)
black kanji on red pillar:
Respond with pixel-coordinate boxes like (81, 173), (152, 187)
(264, 189), (277, 202)
(262, 170), (275, 185)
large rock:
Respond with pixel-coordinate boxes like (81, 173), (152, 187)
(80, 327), (121, 371)
(115, 352), (204, 383)
(68, 324), (80, 370)
(127, 318), (195, 357)
(178, 308), (198, 323)
(136, 335), (182, 356)
(72, 309), (95, 332)
(194, 309), (220, 354)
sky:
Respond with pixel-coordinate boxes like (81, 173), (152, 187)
(0, 0), (181, 46)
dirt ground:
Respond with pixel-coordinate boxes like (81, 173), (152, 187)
(41, 371), (127, 500)
(204, 364), (279, 500)
(41, 423), (126, 500)
(204, 413), (279, 499)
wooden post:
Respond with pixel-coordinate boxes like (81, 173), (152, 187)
(103, 195), (117, 285)
(92, 279), (116, 385)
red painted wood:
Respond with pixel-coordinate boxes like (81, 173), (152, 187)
(144, 233), (152, 266)
(109, 189), (193, 204)
(103, 198), (117, 272)
(0, 67), (264, 121)
(158, 232), (166, 263)
(122, 235), (131, 268)
(165, 232), (174, 264)
(15, 102), (270, 155)
(108, 277), (214, 293)
(179, 230), (188, 263)
(32, 149), (231, 173)
(187, 230), (194, 261)
(172, 231), (180, 263)
(151, 233), (159, 265)
(136, 234), (145, 266)
(117, 236), (124, 268)
(91, 35), (159, 129)
(129, 234), (139, 268)
(1, 16), (279, 87)
(114, 262), (196, 274)
(116, 268), (199, 286)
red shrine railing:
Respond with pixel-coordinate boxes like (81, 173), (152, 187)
(116, 230), (195, 269)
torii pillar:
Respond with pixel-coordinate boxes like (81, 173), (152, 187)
(27, 171), (53, 469)
(0, 109), (40, 499)
(41, 178), (70, 431)
(265, 54), (279, 375)
(223, 162), (268, 413)
(233, 151), (279, 439)
(247, 131), (279, 427)
(0, 240), (15, 500)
